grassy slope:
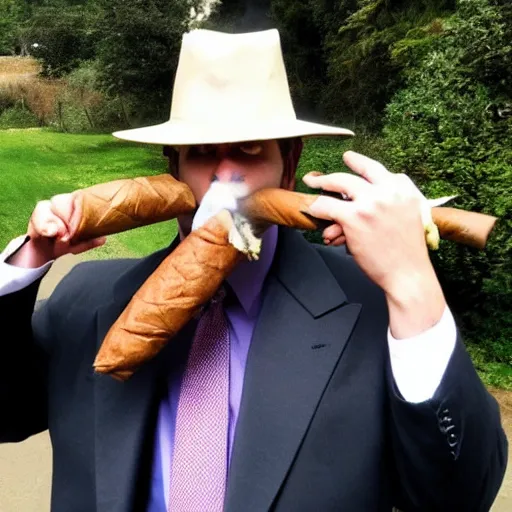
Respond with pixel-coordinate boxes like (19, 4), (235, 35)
(0, 128), (178, 259)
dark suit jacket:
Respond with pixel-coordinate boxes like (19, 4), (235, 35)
(0, 227), (508, 511)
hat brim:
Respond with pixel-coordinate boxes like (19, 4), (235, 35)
(112, 119), (354, 146)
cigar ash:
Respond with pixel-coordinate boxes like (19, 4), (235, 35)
(191, 179), (262, 260)
(229, 212), (262, 261)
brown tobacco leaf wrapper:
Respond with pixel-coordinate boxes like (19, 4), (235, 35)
(431, 207), (497, 250)
(69, 174), (196, 243)
(240, 188), (497, 250)
(239, 188), (320, 231)
(93, 210), (242, 381)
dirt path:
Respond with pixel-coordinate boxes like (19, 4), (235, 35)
(0, 256), (510, 511)
(488, 389), (512, 511)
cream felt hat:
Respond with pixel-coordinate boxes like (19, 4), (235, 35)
(112, 28), (354, 145)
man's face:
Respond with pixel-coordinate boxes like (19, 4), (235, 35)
(176, 140), (291, 234)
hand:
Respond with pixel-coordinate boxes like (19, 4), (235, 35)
(303, 151), (446, 338)
(7, 193), (106, 269)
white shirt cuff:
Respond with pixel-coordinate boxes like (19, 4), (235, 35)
(0, 235), (53, 296)
(388, 305), (457, 404)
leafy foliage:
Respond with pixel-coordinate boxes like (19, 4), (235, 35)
(383, 0), (512, 364)
(321, 0), (457, 128)
(94, 0), (193, 125)
(21, 2), (102, 77)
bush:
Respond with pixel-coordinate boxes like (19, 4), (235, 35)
(0, 106), (39, 128)
(57, 61), (126, 133)
(0, 88), (16, 113)
(383, 0), (512, 364)
(0, 76), (66, 126)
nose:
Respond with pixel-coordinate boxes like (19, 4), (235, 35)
(213, 156), (244, 184)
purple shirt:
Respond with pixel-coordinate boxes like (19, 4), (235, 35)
(147, 226), (278, 511)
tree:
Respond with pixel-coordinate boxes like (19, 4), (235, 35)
(21, 2), (102, 76)
(94, 0), (195, 126)
(321, 0), (457, 129)
(0, 0), (35, 55)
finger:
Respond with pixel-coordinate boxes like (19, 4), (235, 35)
(50, 194), (76, 241)
(29, 202), (68, 239)
(304, 171), (324, 179)
(67, 192), (83, 238)
(68, 236), (106, 255)
(302, 172), (371, 200)
(305, 195), (353, 224)
(329, 235), (346, 247)
(322, 223), (344, 241)
(342, 151), (392, 185)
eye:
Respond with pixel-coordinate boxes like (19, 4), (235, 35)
(188, 144), (215, 158)
(240, 142), (263, 155)
(196, 144), (215, 155)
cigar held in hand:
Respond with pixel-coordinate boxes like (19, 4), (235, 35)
(69, 174), (196, 243)
(239, 189), (498, 250)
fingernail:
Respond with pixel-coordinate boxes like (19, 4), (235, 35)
(302, 173), (318, 183)
(305, 198), (319, 214)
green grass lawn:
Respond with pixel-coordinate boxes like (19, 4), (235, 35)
(0, 128), (178, 259)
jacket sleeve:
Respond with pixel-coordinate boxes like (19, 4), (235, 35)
(0, 279), (53, 443)
(389, 332), (508, 512)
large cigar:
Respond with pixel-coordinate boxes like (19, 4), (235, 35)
(93, 210), (242, 381)
(69, 174), (196, 243)
(239, 188), (498, 249)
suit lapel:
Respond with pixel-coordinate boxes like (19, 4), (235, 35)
(225, 228), (361, 512)
(94, 238), (181, 512)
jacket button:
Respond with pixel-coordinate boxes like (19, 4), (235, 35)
(448, 433), (458, 448)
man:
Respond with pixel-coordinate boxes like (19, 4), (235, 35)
(0, 28), (507, 512)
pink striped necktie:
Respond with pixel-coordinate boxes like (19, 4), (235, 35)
(169, 288), (230, 512)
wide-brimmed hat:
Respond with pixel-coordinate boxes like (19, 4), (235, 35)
(112, 28), (354, 146)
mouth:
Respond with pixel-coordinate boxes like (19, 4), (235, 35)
(191, 179), (261, 260)
(192, 179), (249, 229)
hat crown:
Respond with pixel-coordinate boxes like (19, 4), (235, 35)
(170, 29), (297, 126)
(111, 29), (353, 146)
